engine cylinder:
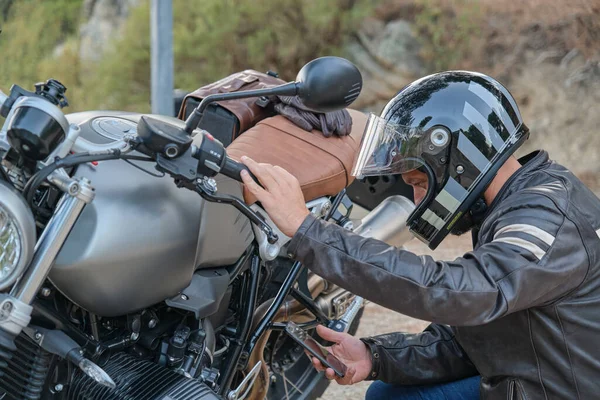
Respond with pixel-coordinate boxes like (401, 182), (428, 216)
(68, 352), (222, 400)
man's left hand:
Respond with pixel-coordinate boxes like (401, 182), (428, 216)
(240, 156), (310, 237)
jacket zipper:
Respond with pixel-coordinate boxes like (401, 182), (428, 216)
(508, 380), (516, 400)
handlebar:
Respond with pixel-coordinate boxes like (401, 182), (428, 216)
(220, 157), (258, 184)
(190, 131), (263, 188)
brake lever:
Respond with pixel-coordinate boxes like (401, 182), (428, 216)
(128, 133), (279, 244)
(195, 181), (279, 244)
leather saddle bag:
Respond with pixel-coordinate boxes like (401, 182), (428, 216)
(177, 70), (286, 146)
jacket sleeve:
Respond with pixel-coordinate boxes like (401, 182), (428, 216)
(360, 324), (478, 385)
(286, 192), (589, 327)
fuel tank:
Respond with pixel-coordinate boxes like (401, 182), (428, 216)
(50, 111), (253, 317)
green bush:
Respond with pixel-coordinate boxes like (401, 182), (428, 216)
(0, 0), (84, 94)
(0, 0), (376, 113)
(412, 0), (482, 72)
(99, 0), (375, 112)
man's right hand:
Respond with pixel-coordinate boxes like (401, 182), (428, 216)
(309, 325), (373, 385)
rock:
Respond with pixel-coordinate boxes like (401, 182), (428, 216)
(512, 57), (600, 191)
(79, 0), (140, 62)
(376, 20), (424, 76)
(344, 18), (425, 113)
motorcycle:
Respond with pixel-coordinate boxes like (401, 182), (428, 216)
(0, 57), (415, 400)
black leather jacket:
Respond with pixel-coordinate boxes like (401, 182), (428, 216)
(287, 151), (600, 399)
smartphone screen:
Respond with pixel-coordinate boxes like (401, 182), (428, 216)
(285, 321), (348, 378)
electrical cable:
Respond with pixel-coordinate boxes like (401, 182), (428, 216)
(23, 150), (154, 207)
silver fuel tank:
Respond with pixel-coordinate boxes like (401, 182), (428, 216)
(49, 111), (253, 317)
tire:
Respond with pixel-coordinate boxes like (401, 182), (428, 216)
(266, 307), (365, 400)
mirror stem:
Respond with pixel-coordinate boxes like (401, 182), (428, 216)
(183, 82), (300, 134)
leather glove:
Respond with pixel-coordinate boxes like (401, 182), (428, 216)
(273, 95), (353, 138)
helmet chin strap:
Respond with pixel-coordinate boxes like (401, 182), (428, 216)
(405, 158), (437, 228)
(468, 197), (488, 246)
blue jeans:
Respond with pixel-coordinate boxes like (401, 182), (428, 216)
(365, 375), (480, 400)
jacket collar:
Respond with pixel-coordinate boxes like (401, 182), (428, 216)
(485, 150), (550, 216)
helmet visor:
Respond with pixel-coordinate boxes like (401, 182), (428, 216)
(352, 113), (427, 178)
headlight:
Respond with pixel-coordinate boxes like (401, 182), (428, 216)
(0, 180), (36, 291)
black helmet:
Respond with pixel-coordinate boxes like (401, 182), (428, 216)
(352, 71), (530, 249)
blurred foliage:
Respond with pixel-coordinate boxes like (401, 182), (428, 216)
(173, 0), (375, 86)
(75, 0), (153, 112)
(0, 0), (84, 92)
(412, 0), (482, 72)
(0, 0), (377, 113)
(3, 0), (590, 114)
(374, 0), (599, 76)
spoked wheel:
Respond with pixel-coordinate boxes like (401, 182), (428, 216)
(266, 308), (364, 400)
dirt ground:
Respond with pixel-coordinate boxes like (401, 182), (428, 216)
(319, 233), (473, 400)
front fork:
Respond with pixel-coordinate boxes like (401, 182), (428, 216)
(0, 175), (115, 386)
(10, 175), (93, 304)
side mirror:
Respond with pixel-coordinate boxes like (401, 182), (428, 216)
(295, 56), (363, 113)
(183, 56), (363, 134)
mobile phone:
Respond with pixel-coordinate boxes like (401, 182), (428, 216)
(284, 321), (348, 378)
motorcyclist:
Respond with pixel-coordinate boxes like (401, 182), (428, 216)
(239, 70), (600, 400)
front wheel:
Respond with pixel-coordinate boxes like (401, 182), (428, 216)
(266, 308), (364, 400)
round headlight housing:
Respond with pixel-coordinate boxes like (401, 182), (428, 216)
(0, 180), (36, 291)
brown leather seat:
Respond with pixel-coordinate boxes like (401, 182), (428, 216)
(227, 109), (368, 204)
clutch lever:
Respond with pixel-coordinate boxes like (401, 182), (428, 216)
(195, 180), (278, 244)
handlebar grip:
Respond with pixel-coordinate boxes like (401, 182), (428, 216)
(221, 157), (259, 184)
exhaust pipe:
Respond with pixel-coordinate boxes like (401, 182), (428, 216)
(353, 195), (416, 248)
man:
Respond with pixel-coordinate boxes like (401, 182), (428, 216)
(240, 71), (600, 399)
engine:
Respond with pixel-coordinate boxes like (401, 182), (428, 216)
(0, 309), (226, 400)
(0, 334), (222, 400)
(68, 353), (222, 400)
(0, 340), (223, 400)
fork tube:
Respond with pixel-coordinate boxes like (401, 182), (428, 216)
(11, 178), (93, 304)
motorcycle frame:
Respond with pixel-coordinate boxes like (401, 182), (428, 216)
(215, 191), (348, 395)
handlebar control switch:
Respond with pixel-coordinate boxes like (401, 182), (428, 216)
(191, 132), (226, 177)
